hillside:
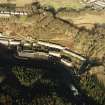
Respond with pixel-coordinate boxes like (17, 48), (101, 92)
(0, 6), (105, 58)
(56, 8), (105, 29)
(0, 2), (105, 105)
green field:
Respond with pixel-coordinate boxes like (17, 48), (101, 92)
(38, 0), (83, 10)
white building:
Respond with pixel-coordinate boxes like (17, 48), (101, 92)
(61, 59), (73, 67)
(37, 41), (64, 50)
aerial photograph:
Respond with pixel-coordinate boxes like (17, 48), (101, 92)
(0, 0), (105, 105)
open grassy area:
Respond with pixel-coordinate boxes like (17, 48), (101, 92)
(0, 0), (83, 9)
(19, 16), (28, 22)
(39, 0), (83, 10)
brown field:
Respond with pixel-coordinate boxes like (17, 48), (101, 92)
(57, 10), (105, 29)
(71, 13), (105, 29)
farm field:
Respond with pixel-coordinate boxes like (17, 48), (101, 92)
(0, 0), (83, 9)
(57, 9), (105, 29)
(38, 0), (83, 9)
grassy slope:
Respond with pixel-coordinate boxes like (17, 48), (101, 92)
(57, 9), (105, 29)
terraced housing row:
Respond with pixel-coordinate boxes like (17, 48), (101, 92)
(0, 34), (88, 73)
(0, 7), (36, 17)
(82, 0), (105, 9)
(0, 3), (39, 17)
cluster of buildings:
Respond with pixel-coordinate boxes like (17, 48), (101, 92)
(81, 0), (105, 9)
(0, 6), (37, 17)
(0, 11), (28, 17)
(0, 33), (88, 73)
(0, 0), (39, 17)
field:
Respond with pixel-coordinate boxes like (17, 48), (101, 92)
(38, 0), (83, 10)
(68, 13), (105, 29)
(0, 0), (83, 9)
(57, 9), (105, 29)
(16, 0), (34, 7)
